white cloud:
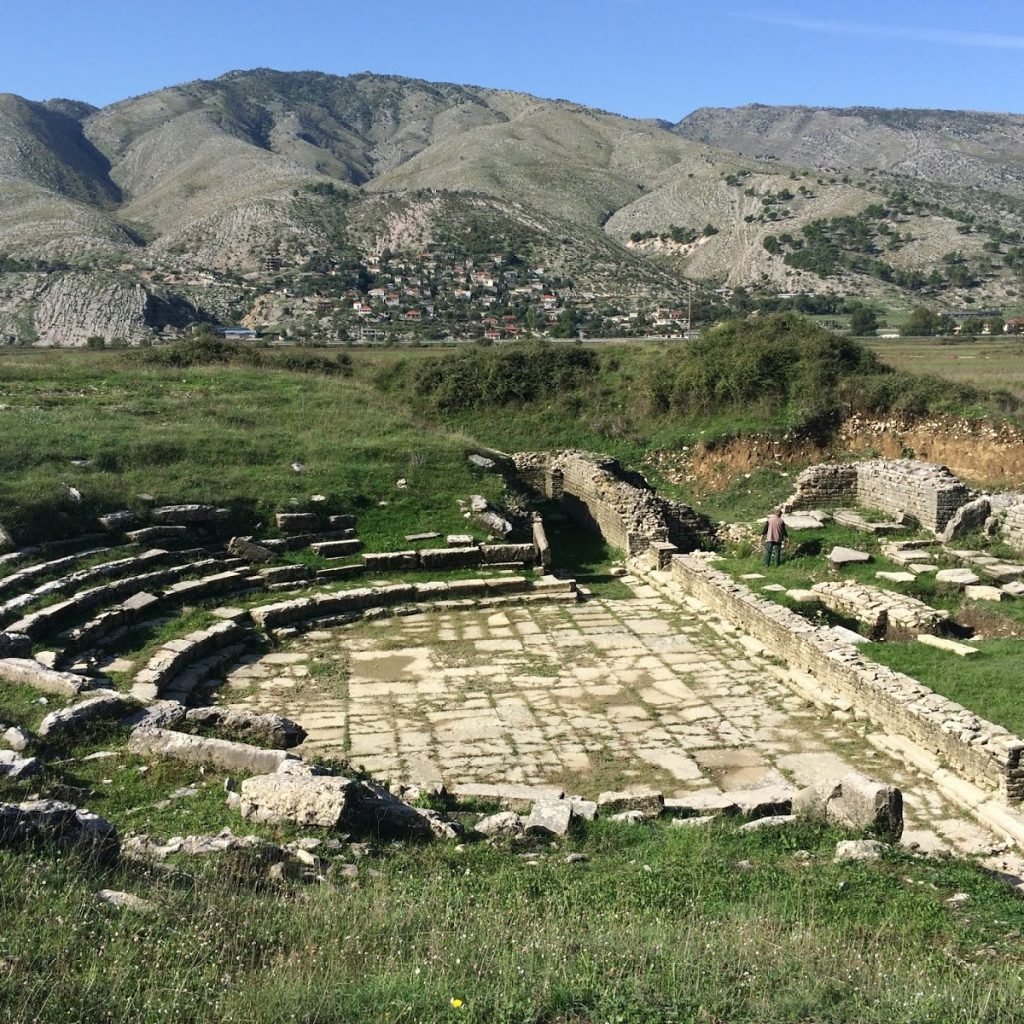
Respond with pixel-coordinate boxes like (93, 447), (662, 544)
(739, 12), (1024, 50)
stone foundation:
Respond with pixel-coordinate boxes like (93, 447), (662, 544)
(667, 555), (1024, 804)
(783, 460), (970, 533)
(515, 450), (714, 556)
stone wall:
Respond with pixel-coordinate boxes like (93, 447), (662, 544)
(515, 451), (714, 556)
(783, 460), (970, 533)
(811, 581), (949, 639)
(668, 555), (1024, 804)
(1000, 504), (1024, 553)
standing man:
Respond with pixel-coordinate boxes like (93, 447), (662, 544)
(762, 508), (787, 567)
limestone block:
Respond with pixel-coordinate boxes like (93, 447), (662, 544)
(38, 690), (136, 738)
(785, 589), (820, 604)
(664, 791), (740, 818)
(420, 546), (483, 570)
(450, 782), (564, 814)
(328, 515), (356, 530)
(876, 572), (916, 583)
(184, 707), (307, 748)
(597, 787), (664, 818)
(128, 728), (295, 774)
(404, 532), (440, 542)
(151, 504), (228, 525)
(1002, 581), (1024, 597)
(805, 771), (903, 842)
(311, 539), (362, 558)
(446, 535), (474, 547)
(0, 750), (40, 779)
(934, 568), (981, 590)
(524, 800), (573, 837)
(95, 890), (156, 913)
(827, 546), (871, 568)
(241, 774), (355, 828)
(738, 814), (796, 832)
(363, 551), (419, 571)
(964, 585), (1005, 602)
(0, 632), (30, 658)
(834, 839), (884, 862)
(474, 811), (525, 837)
(98, 510), (135, 532)
(275, 513), (318, 532)
(2, 726), (30, 751)
(228, 537), (276, 563)
(916, 635), (979, 657)
(0, 658), (94, 696)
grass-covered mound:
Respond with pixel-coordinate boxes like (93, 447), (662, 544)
(0, 347), (501, 548)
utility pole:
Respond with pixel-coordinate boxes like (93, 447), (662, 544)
(687, 280), (693, 339)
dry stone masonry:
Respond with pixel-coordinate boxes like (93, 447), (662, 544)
(515, 450), (714, 555)
(811, 581), (949, 638)
(783, 459), (971, 534)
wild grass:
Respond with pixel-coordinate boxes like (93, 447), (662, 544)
(1, 818), (1022, 1023)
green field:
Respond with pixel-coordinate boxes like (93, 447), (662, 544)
(867, 337), (1024, 400)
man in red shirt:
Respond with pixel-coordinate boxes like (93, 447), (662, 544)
(762, 508), (788, 567)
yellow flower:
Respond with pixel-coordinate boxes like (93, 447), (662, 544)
(450, 998), (463, 1009)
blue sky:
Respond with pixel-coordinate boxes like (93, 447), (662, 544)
(3, 0), (1022, 117)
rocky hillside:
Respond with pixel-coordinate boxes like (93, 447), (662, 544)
(1, 72), (1024, 344)
(674, 104), (1024, 199)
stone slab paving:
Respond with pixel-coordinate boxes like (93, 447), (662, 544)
(221, 580), (1022, 870)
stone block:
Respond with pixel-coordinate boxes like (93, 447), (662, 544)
(446, 535), (474, 547)
(834, 839), (884, 862)
(241, 774), (355, 828)
(821, 771), (903, 842)
(311, 539), (363, 558)
(450, 782), (564, 814)
(964, 585), (1005, 602)
(151, 504), (228, 525)
(0, 658), (94, 696)
(524, 799), (573, 837)
(38, 691), (136, 738)
(473, 811), (524, 837)
(128, 728), (296, 775)
(0, 799), (119, 862)
(363, 551), (419, 572)
(827, 546), (871, 568)
(597, 788), (664, 818)
(276, 513), (318, 532)
(916, 634), (979, 657)
(420, 546), (483, 570)
(876, 571), (916, 583)
(934, 568), (981, 590)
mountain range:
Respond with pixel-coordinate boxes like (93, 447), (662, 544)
(1, 69), (1023, 344)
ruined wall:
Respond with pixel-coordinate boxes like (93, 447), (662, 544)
(515, 451), (714, 556)
(668, 555), (1024, 804)
(783, 459), (970, 533)
(1000, 504), (1024, 553)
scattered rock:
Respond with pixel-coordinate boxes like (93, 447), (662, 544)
(474, 811), (524, 838)
(95, 890), (156, 913)
(609, 810), (646, 823)
(934, 568), (981, 590)
(738, 814), (795, 832)
(227, 536), (276, 564)
(0, 800), (119, 862)
(834, 839), (884, 862)
(2, 726), (30, 752)
(0, 751), (41, 779)
(524, 800), (573, 837)
(183, 707), (307, 749)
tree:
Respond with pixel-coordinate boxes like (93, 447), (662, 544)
(901, 306), (953, 337)
(849, 307), (879, 336)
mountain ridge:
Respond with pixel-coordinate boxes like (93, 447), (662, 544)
(1, 69), (1023, 344)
